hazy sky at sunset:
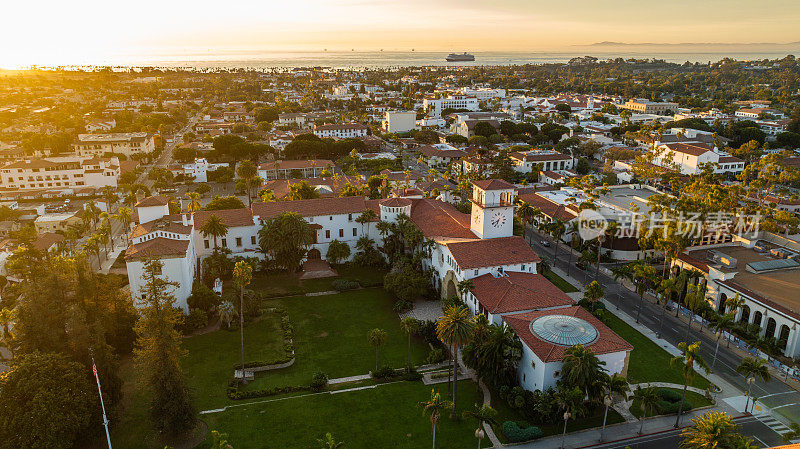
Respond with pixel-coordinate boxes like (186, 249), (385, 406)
(2, 0), (799, 67)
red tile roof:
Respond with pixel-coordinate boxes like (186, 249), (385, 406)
(662, 142), (713, 157)
(136, 196), (169, 207)
(381, 198), (412, 207)
(517, 193), (576, 221)
(125, 237), (190, 260)
(472, 179), (516, 191)
(193, 208), (255, 228)
(408, 198), (475, 239)
(446, 236), (541, 269)
(251, 196), (372, 220)
(32, 232), (64, 252)
(471, 272), (574, 314)
(504, 306), (633, 362)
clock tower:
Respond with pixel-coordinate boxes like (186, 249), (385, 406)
(470, 179), (516, 239)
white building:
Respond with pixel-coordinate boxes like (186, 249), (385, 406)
(458, 87), (506, 100)
(73, 133), (155, 157)
(509, 150), (574, 174)
(423, 95), (480, 118)
(382, 111), (417, 134)
(85, 118), (116, 132)
(258, 159), (334, 180)
(0, 157), (122, 190)
(183, 158), (229, 183)
(417, 143), (467, 167)
(654, 142), (744, 176)
(313, 123), (369, 139)
(135, 196), (171, 224)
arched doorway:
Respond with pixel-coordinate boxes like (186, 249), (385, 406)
(765, 318), (777, 340)
(779, 325), (791, 350)
(753, 311), (763, 328)
(307, 248), (321, 260)
(739, 305), (750, 323)
(441, 270), (458, 299)
(719, 293), (728, 315)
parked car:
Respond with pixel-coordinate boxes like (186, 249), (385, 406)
(575, 261), (588, 270)
(540, 240), (550, 247)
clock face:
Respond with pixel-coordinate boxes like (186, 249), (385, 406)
(473, 210), (482, 225)
(490, 212), (506, 228)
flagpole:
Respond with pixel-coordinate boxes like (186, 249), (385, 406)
(92, 358), (113, 449)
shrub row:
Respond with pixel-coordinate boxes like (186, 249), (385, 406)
(332, 279), (361, 290)
(502, 421), (543, 443)
(226, 382), (311, 400)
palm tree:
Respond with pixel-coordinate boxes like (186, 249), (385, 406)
(633, 261), (657, 324)
(236, 160), (260, 208)
(356, 208), (377, 236)
(680, 411), (757, 449)
(549, 218), (566, 268)
(634, 385), (661, 434)
(400, 316), (419, 370)
(317, 433), (345, 449)
(600, 373), (629, 441)
(82, 236), (101, 269)
(436, 305), (475, 415)
(456, 279), (474, 305)
(711, 313), (735, 370)
(234, 261), (253, 383)
(117, 207), (132, 246)
(683, 281), (707, 339)
(101, 185), (118, 212)
(583, 281), (605, 312)
(368, 328), (387, 371)
(561, 344), (607, 397)
(199, 214), (229, 251)
(671, 341), (710, 427)
(376, 220), (391, 239)
(185, 191), (202, 213)
(462, 404), (498, 449)
(418, 389), (453, 449)
(736, 357), (771, 414)
(517, 201), (535, 244)
(555, 385), (584, 449)
(656, 276), (679, 338)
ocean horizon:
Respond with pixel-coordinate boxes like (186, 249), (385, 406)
(20, 50), (800, 70)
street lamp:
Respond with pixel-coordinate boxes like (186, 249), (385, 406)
(745, 377), (755, 413)
(561, 411), (571, 449)
(600, 395), (614, 442)
(475, 428), (485, 449)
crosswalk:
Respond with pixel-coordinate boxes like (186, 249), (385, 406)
(755, 412), (793, 438)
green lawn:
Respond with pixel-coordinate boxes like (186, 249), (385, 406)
(543, 268), (579, 293)
(629, 388), (714, 418)
(249, 265), (388, 297)
(199, 380), (485, 449)
(110, 286), (429, 449)
(603, 311), (710, 389)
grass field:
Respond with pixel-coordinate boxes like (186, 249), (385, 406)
(249, 265), (388, 296)
(198, 380), (485, 449)
(603, 311), (710, 390)
(110, 286), (429, 448)
(629, 387), (714, 418)
(542, 268), (579, 293)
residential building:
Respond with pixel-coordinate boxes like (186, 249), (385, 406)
(0, 157), (122, 190)
(183, 158), (229, 183)
(621, 99), (678, 115)
(654, 142), (744, 175)
(382, 111), (417, 134)
(34, 211), (81, 233)
(417, 143), (467, 166)
(73, 133), (155, 157)
(313, 123), (369, 139)
(258, 160), (334, 180)
(423, 94), (480, 118)
(509, 149), (574, 174)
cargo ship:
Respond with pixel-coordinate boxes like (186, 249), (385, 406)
(446, 52), (475, 62)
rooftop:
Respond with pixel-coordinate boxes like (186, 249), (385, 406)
(446, 236), (541, 269)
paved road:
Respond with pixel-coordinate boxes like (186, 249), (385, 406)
(527, 229), (800, 427)
(592, 416), (783, 449)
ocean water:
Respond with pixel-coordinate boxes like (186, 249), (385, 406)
(100, 50), (799, 70)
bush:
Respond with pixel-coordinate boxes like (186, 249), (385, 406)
(393, 299), (413, 313)
(226, 381), (310, 400)
(310, 372), (329, 392)
(331, 279), (361, 291)
(502, 421), (543, 443)
(181, 308), (209, 334)
(658, 388), (683, 402)
(187, 281), (220, 313)
(371, 365), (397, 379)
(659, 400), (692, 414)
(402, 367), (422, 381)
(425, 348), (446, 364)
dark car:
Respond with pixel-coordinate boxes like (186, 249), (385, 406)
(575, 261), (588, 270)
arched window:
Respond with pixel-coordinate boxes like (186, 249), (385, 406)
(719, 293), (728, 315)
(739, 305), (750, 323)
(779, 325), (791, 350)
(765, 318), (777, 340)
(753, 311), (763, 328)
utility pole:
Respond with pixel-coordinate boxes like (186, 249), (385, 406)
(92, 358), (113, 449)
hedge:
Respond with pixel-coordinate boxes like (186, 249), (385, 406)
(332, 279), (361, 290)
(226, 381), (311, 400)
(502, 421), (543, 443)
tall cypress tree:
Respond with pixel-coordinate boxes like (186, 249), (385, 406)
(134, 259), (196, 434)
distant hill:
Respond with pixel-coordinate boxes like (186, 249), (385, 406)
(583, 41), (800, 49)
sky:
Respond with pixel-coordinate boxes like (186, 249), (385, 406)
(2, 0), (799, 67)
